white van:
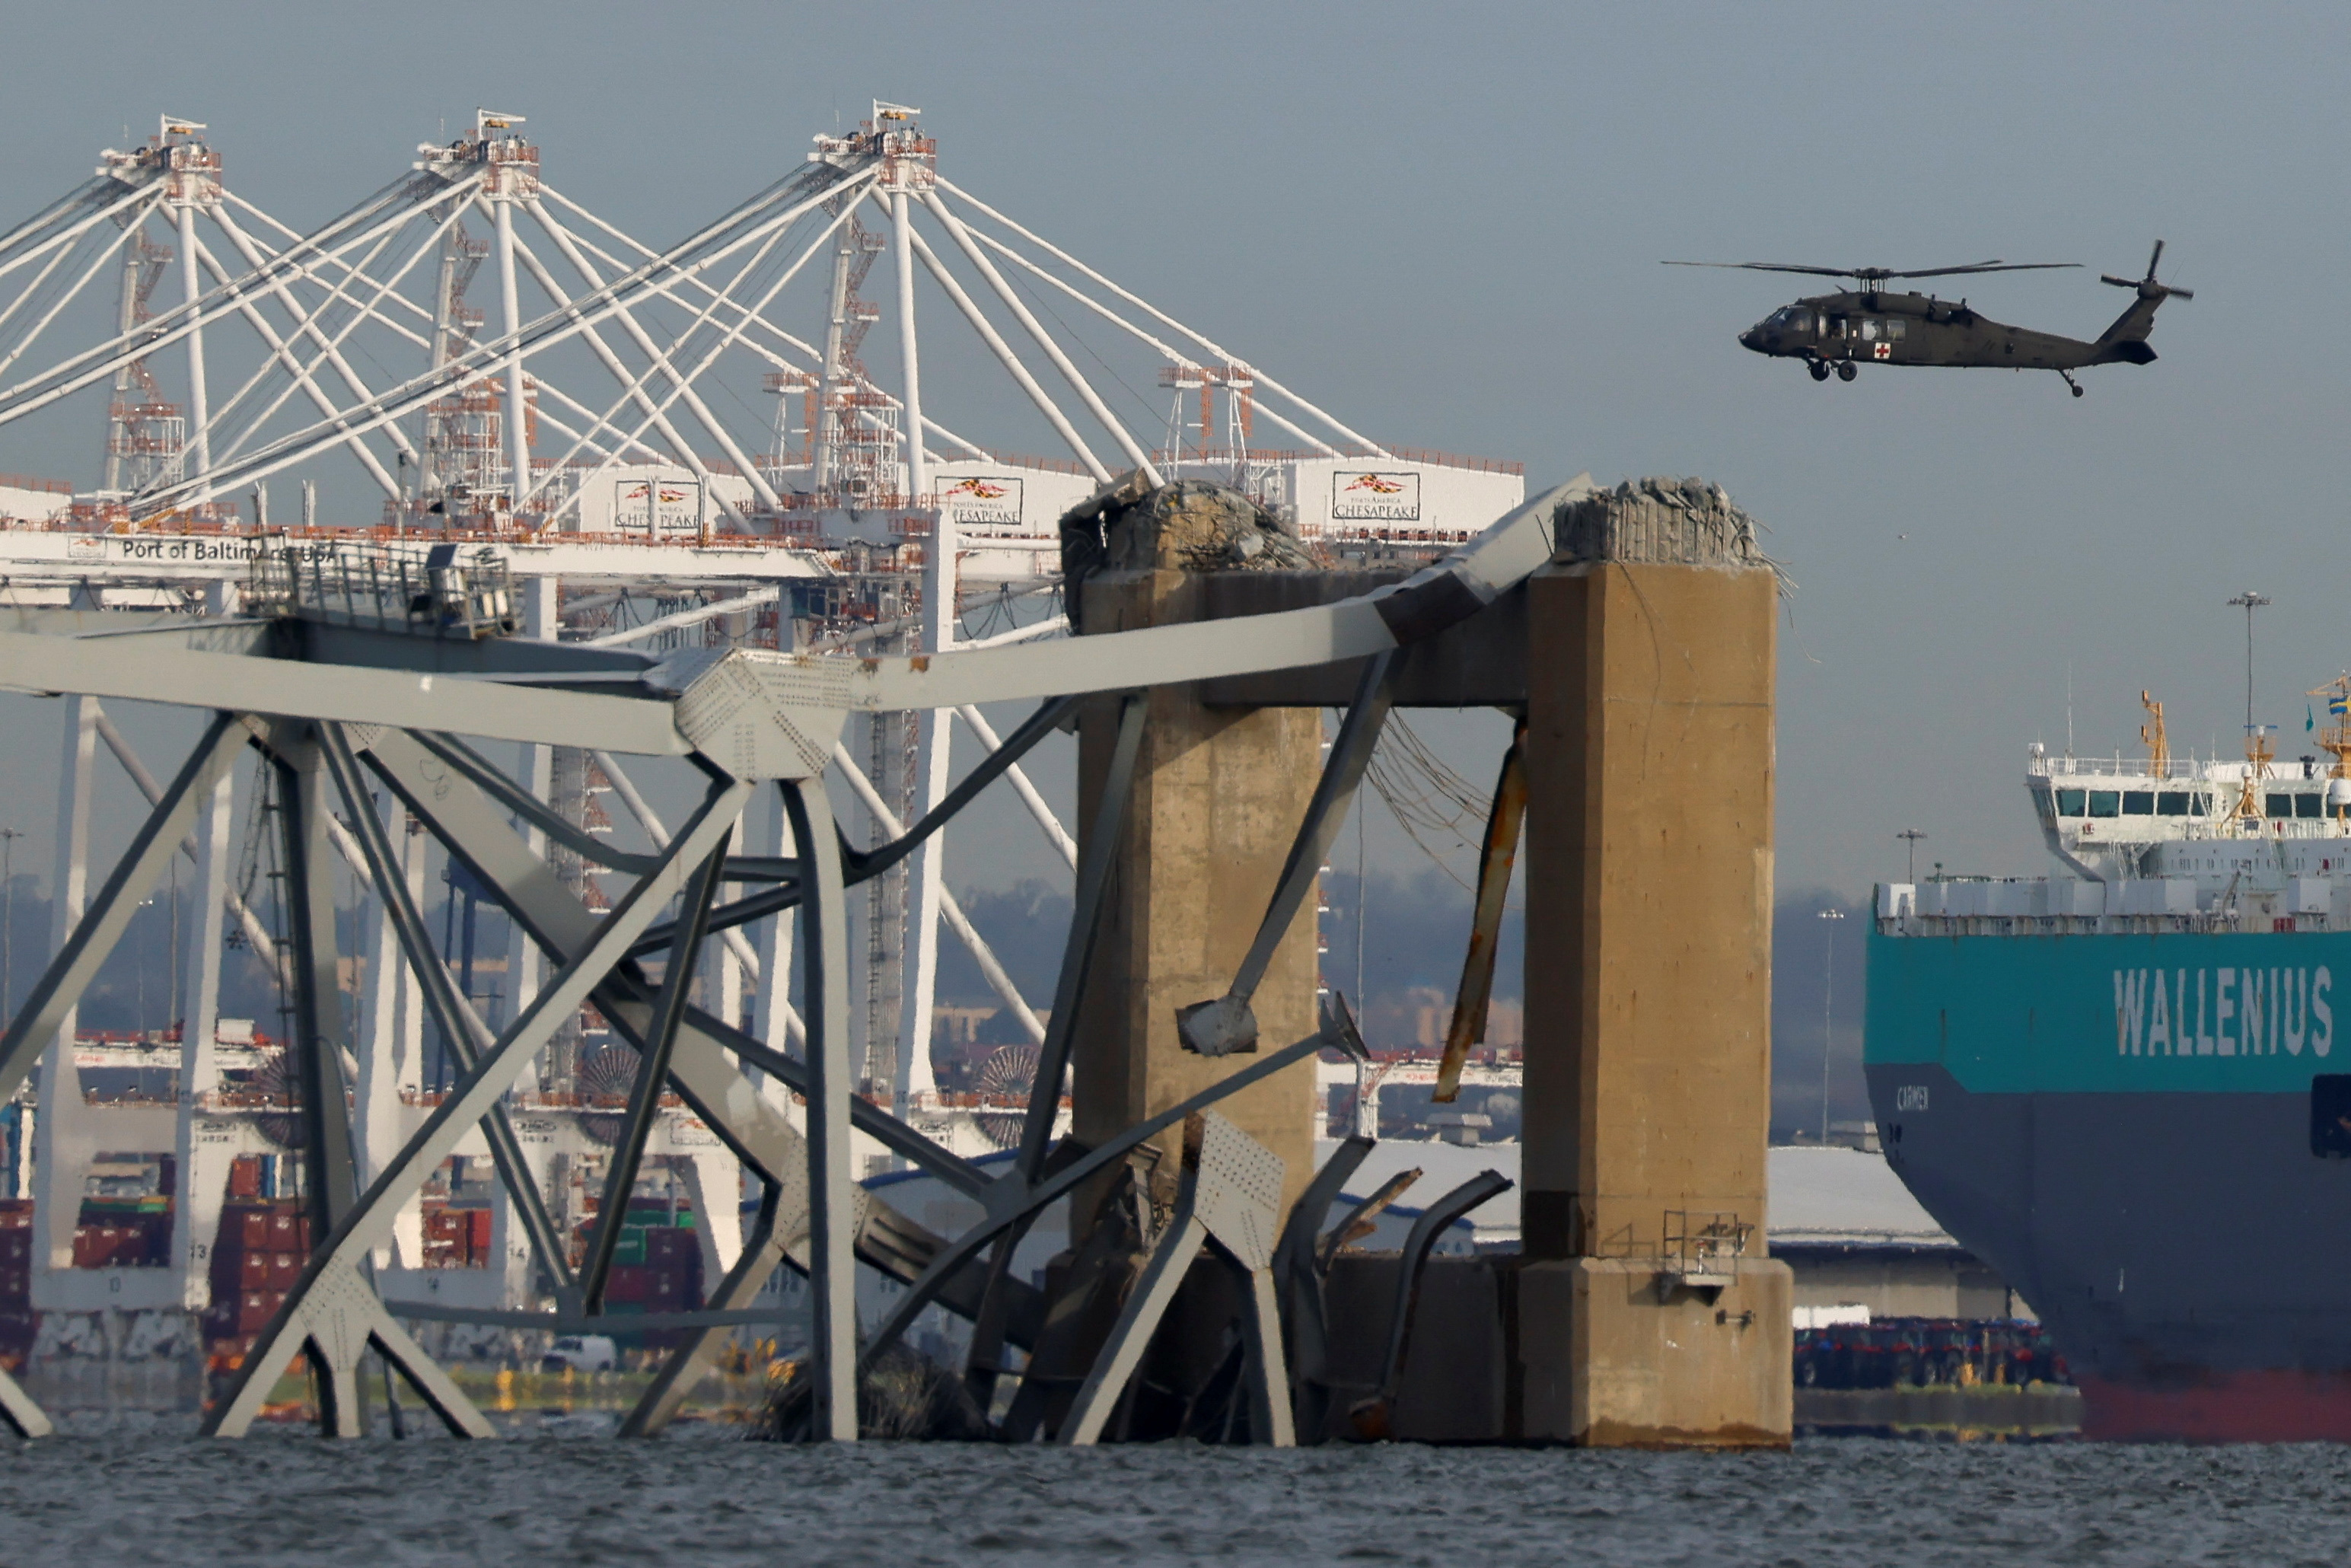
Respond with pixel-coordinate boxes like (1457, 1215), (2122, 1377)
(540, 1334), (619, 1373)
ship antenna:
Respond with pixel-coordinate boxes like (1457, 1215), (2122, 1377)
(2228, 592), (2273, 825)
(2066, 662), (2074, 757)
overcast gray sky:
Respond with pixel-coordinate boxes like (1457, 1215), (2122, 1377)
(0, 1), (2343, 900)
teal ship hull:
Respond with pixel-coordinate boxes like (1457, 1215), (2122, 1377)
(1866, 923), (2351, 1440)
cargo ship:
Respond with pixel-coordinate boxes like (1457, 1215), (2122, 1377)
(1866, 683), (2351, 1441)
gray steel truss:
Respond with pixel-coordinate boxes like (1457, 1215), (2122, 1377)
(0, 480), (1571, 1442)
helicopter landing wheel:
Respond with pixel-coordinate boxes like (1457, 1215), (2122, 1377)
(2071, 384), (2084, 397)
(1834, 361), (1857, 382)
(2059, 369), (2085, 397)
(1808, 360), (1830, 381)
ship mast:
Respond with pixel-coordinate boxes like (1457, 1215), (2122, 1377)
(2139, 690), (2168, 775)
(2228, 591), (2273, 826)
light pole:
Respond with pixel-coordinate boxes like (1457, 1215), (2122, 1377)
(0, 827), (20, 1014)
(2228, 591), (2271, 745)
(1817, 906), (1846, 1144)
(1897, 829), (1926, 884)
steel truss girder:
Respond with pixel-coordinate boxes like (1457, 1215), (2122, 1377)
(0, 712), (246, 1105)
(0, 712), (247, 1442)
(352, 730), (983, 1438)
(358, 731), (986, 1198)
(199, 769), (753, 1438)
(315, 723), (578, 1304)
(624, 692), (1082, 955)
(0, 477), (1582, 1442)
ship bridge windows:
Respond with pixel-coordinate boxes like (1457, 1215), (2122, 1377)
(2157, 791), (2203, 817)
(2123, 791), (2155, 814)
(2056, 789), (2086, 817)
(2088, 791), (2121, 818)
(2264, 792), (2324, 820)
(2300, 794), (2324, 819)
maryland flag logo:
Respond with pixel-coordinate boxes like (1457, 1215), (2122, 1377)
(1343, 473), (1407, 496)
(945, 478), (1011, 501)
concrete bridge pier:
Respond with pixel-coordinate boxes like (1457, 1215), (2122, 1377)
(1515, 486), (1792, 1447)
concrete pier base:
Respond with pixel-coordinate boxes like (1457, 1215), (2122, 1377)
(1515, 1258), (1791, 1446)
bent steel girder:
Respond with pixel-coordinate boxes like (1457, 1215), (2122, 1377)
(419, 730), (794, 884)
(316, 722), (578, 1305)
(1059, 1111), (1293, 1448)
(200, 773), (753, 1438)
(944, 694), (1145, 1407)
(1177, 649), (1396, 1056)
(0, 1367), (51, 1439)
(781, 774), (857, 1440)
(354, 729), (986, 1200)
(1360, 1168), (1515, 1427)
(855, 996), (1370, 1379)
(579, 832), (731, 1314)
(268, 734), (362, 1232)
(862, 479), (1580, 715)
(1014, 695), (1146, 1181)
(1434, 719), (1530, 1102)
(1273, 1133), (1373, 1440)
(624, 692), (1081, 956)
(0, 626), (691, 757)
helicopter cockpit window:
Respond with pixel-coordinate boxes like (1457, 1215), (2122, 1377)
(1769, 308), (1813, 333)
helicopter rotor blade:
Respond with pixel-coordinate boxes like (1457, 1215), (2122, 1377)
(1664, 260), (2079, 283)
(1883, 262), (2080, 279)
(1660, 262), (1860, 277)
(2147, 239), (2165, 279)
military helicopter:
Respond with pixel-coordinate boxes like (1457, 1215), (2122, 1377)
(1666, 241), (2190, 396)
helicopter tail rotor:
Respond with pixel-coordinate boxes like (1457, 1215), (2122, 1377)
(2101, 239), (2193, 301)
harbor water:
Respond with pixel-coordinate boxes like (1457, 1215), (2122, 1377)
(2, 1422), (2345, 1566)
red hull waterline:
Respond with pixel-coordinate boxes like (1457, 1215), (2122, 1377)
(2079, 1372), (2351, 1443)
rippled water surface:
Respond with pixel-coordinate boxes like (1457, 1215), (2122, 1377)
(5, 1423), (2348, 1566)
